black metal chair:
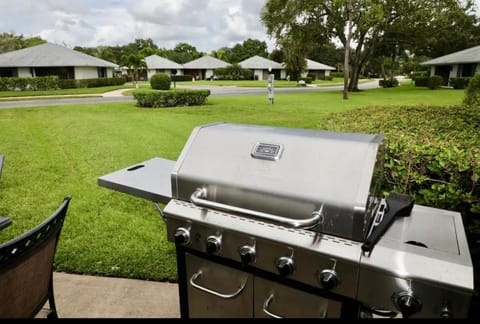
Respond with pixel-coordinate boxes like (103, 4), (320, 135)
(0, 196), (72, 318)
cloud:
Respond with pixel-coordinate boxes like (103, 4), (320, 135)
(0, 0), (274, 52)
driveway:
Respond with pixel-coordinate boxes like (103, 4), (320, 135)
(0, 79), (383, 109)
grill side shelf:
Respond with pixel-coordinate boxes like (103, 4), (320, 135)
(97, 157), (175, 204)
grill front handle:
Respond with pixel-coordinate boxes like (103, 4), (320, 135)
(190, 188), (323, 229)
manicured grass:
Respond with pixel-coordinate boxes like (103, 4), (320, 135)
(0, 83), (464, 281)
(167, 77), (369, 88)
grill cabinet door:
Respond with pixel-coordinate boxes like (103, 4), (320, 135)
(185, 253), (254, 318)
(254, 277), (338, 318)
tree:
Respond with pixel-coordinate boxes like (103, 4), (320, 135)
(166, 42), (202, 64)
(0, 33), (46, 54)
(219, 39), (269, 63)
(261, 0), (476, 92)
(121, 53), (146, 86)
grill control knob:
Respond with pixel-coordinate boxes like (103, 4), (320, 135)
(318, 269), (340, 290)
(173, 227), (190, 245)
(206, 235), (222, 254)
(275, 256), (295, 276)
(238, 245), (256, 265)
(393, 292), (422, 318)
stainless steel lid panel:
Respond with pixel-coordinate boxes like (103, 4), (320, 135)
(171, 123), (385, 241)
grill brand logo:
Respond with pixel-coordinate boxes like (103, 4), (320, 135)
(251, 143), (283, 161)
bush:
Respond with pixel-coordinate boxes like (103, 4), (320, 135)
(449, 77), (470, 90)
(463, 73), (480, 108)
(320, 104), (480, 229)
(414, 76), (428, 87)
(150, 73), (171, 90)
(410, 71), (427, 81)
(427, 75), (444, 89)
(133, 89), (210, 108)
(379, 78), (399, 88)
(298, 77), (312, 84)
(331, 72), (344, 78)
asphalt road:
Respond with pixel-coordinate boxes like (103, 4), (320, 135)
(0, 79), (382, 109)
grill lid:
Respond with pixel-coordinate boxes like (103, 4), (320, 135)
(171, 122), (385, 241)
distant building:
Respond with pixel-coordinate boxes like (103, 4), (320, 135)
(183, 55), (230, 80)
(420, 45), (480, 86)
(238, 55), (283, 80)
(304, 59), (336, 80)
(0, 42), (118, 79)
(144, 55), (184, 80)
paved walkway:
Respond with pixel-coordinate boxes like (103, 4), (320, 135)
(48, 272), (180, 318)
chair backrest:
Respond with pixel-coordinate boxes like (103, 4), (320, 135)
(0, 196), (72, 318)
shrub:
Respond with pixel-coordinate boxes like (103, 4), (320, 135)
(379, 78), (399, 88)
(133, 89), (210, 108)
(150, 73), (171, 90)
(414, 76), (428, 87)
(427, 75), (443, 89)
(320, 104), (480, 230)
(449, 77), (470, 90)
(298, 77), (312, 84)
(463, 73), (480, 108)
(410, 71), (427, 81)
(331, 72), (344, 78)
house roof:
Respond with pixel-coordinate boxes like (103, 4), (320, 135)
(183, 55), (229, 69)
(0, 42), (118, 68)
(238, 55), (283, 69)
(420, 45), (480, 65)
(306, 59), (335, 71)
(144, 55), (183, 70)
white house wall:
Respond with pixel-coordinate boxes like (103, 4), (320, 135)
(205, 69), (215, 80)
(253, 69), (264, 80)
(450, 65), (458, 78)
(74, 66), (99, 79)
(17, 67), (32, 77)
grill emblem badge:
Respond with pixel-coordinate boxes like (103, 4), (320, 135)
(251, 143), (283, 161)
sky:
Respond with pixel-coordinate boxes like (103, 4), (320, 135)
(0, 0), (274, 53)
(1, 0), (480, 54)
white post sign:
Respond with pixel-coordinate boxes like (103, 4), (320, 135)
(267, 73), (274, 104)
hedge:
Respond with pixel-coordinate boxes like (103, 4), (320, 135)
(379, 78), (399, 88)
(150, 73), (171, 90)
(133, 89), (211, 108)
(0, 76), (125, 91)
(320, 104), (480, 234)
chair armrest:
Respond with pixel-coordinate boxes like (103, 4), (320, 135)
(0, 216), (12, 231)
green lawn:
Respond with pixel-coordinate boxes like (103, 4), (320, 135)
(0, 83), (465, 281)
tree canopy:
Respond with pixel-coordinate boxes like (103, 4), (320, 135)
(261, 0), (480, 91)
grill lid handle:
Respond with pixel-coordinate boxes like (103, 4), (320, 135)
(190, 188), (322, 229)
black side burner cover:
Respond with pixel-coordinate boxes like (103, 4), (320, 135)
(362, 192), (415, 254)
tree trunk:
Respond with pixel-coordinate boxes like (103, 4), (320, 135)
(343, 0), (353, 100)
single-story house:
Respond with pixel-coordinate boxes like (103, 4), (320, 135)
(0, 42), (118, 79)
(304, 59), (336, 80)
(238, 55), (283, 80)
(144, 55), (184, 80)
(420, 45), (480, 85)
(183, 55), (229, 80)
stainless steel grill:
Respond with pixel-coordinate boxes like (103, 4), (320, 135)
(98, 122), (474, 318)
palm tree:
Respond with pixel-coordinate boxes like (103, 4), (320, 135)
(121, 54), (146, 87)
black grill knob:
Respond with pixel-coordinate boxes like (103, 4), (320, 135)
(174, 227), (190, 245)
(275, 256), (295, 276)
(206, 235), (222, 254)
(238, 245), (256, 265)
(393, 292), (422, 318)
(319, 269), (340, 290)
